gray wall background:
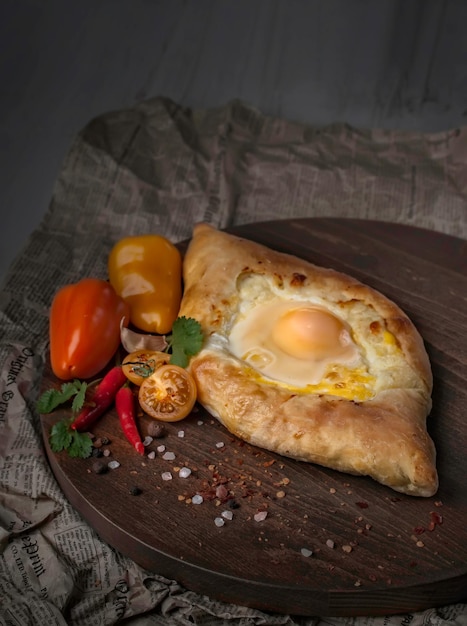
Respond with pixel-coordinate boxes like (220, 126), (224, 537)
(1, 0), (466, 282)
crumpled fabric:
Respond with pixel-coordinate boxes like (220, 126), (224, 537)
(0, 97), (465, 625)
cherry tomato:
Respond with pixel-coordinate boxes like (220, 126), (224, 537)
(122, 350), (170, 386)
(138, 365), (197, 422)
(49, 278), (129, 380)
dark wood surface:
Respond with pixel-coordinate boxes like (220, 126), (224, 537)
(40, 218), (467, 617)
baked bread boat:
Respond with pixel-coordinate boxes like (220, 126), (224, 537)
(179, 223), (438, 497)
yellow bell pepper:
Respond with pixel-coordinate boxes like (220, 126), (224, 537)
(108, 234), (182, 334)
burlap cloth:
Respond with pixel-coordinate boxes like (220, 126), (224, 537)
(0, 97), (466, 625)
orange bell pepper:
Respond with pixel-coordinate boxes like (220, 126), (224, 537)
(107, 234), (182, 334)
(49, 278), (130, 380)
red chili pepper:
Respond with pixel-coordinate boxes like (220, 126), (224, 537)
(116, 385), (145, 455)
(71, 366), (127, 432)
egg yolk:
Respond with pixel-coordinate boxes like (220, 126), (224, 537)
(229, 299), (361, 388)
(271, 307), (351, 360)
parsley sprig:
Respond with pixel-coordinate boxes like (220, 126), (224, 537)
(37, 380), (92, 459)
(166, 316), (203, 368)
(36, 379), (88, 414)
(49, 418), (93, 458)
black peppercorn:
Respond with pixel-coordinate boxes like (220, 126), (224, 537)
(92, 461), (108, 474)
(147, 422), (166, 438)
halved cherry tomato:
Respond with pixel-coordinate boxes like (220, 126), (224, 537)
(122, 350), (170, 386)
(138, 364), (197, 422)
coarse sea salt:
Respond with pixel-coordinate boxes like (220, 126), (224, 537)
(177, 430), (185, 438)
(147, 451), (156, 460)
(179, 467), (191, 478)
(253, 511), (268, 522)
(162, 451), (175, 461)
(221, 510), (233, 520)
(157, 445), (166, 453)
(192, 494), (203, 505)
(214, 517), (225, 527)
(161, 472), (172, 481)
(107, 461), (120, 470)
(301, 548), (313, 558)
(215, 442), (225, 449)
(143, 436), (153, 446)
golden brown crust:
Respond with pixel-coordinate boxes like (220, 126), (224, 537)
(179, 223), (438, 497)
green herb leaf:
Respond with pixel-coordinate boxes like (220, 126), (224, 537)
(166, 316), (203, 368)
(49, 418), (92, 459)
(37, 389), (62, 414)
(71, 382), (88, 413)
(37, 380), (87, 414)
(49, 419), (73, 452)
(67, 431), (93, 458)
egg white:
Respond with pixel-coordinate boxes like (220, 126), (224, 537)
(221, 273), (409, 402)
(229, 299), (360, 386)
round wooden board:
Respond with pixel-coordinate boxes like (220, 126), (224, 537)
(40, 218), (467, 617)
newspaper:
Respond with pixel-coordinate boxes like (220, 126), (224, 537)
(0, 97), (466, 625)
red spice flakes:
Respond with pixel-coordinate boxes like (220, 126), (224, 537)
(428, 510), (443, 530)
(413, 510), (443, 535)
(355, 519), (372, 536)
(238, 485), (256, 500)
(274, 477), (290, 487)
(355, 501), (369, 509)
